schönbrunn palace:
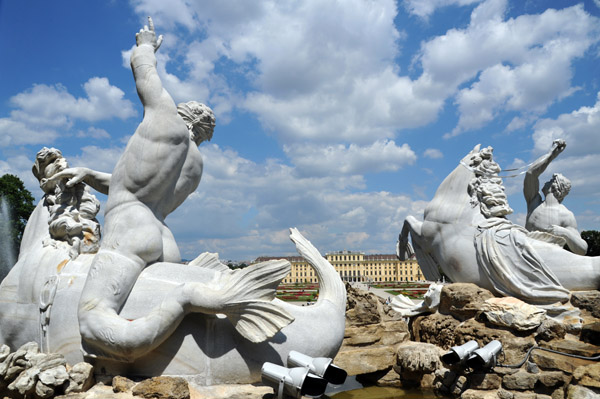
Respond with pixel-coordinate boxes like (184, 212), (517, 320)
(253, 250), (423, 284)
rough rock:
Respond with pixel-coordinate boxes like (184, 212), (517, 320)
(482, 297), (546, 331)
(438, 283), (494, 321)
(188, 383), (272, 399)
(64, 362), (95, 394)
(469, 373), (502, 390)
(345, 283), (384, 326)
(39, 365), (70, 386)
(461, 389), (499, 399)
(132, 376), (190, 399)
(580, 322), (600, 346)
(335, 284), (409, 379)
(395, 342), (441, 373)
(573, 364), (600, 388)
(570, 292), (600, 318)
(502, 371), (538, 390)
(112, 376), (136, 393)
(342, 320), (408, 347)
(334, 345), (396, 376)
(412, 312), (461, 349)
(537, 318), (567, 342)
(567, 384), (600, 399)
(394, 342), (441, 386)
(531, 340), (600, 374)
(537, 371), (570, 388)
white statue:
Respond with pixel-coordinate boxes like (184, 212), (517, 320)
(390, 283), (442, 317)
(524, 139), (588, 255)
(0, 18), (346, 384)
(398, 145), (600, 305)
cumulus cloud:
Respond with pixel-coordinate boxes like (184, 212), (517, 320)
(284, 140), (417, 177)
(402, 0), (483, 19)
(0, 77), (136, 150)
(69, 145), (125, 174)
(76, 127), (111, 140)
(532, 92), (600, 157)
(128, 0), (599, 146)
(0, 118), (58, 147)
(434, 0), (600, 137)
(127, 0), (445, 145)
(423, 148), (443, 159)
(10, 78), (136, 125)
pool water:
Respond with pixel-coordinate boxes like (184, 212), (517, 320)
(328, 385), (438, 399)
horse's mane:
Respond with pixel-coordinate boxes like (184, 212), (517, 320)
(424, 145), (512, 225)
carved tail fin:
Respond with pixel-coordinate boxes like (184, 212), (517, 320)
(220, 259), (294, 343)
(289, 228), (346, 309)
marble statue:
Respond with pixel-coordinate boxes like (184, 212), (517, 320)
(524, 139), (588, 255)
(390, 283), (442, 317)
(398, 145), (600, 305)
(0, 18), (346, 384)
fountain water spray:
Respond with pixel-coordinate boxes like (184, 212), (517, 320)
(0, 196), (17, 282)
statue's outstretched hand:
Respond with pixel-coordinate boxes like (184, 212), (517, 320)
(547, 224), (567, 238)
(551, 139), (566, 155)
(43, 167), (90, 189)
(136, 17), (163, 52)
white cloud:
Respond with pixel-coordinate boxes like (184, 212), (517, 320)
(10, 78), (136, 126)
(127, 0), (446, 145)
(284, 140), (417, 177)
(532, 92), (600, 157)
(129, 0), (599, 145)
(416, 0), (599, 137)
(423, 148), (443, 159)
(403, 0), (483, 19)
(0, 118), (59, 147)
(70, 145), (125, 174)
(76, 127), (111, 140)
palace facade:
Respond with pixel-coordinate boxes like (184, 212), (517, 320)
(254, 250), (423, 284)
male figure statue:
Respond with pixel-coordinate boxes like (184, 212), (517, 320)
(73, 18), (292, 360)
(524, 139), (588, 255)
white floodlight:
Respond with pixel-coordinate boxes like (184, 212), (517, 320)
(466, 340), (503, 369)
(261, 362), (328, 399)
(441, 340), (479, 366)
(287, 350), (347, 386)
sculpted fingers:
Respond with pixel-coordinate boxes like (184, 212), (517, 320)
(148, 17), (155, 32)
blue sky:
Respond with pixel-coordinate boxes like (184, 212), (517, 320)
(1, 0), (599, 261)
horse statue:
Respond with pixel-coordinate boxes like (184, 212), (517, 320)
(398, 145), (600, 305)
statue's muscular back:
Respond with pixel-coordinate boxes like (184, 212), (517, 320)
(526, 197), (576, 233)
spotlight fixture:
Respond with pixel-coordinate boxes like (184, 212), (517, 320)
(466, 340), (503, 369)
(261, 362), (328, 399)
(441, 340), (479, 366)
(287, 350), (347, 386)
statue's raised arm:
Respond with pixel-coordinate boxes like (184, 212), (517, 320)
(523, 139), (565, 211)
(131, 17), (166, 110)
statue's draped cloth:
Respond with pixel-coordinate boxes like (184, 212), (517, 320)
(475, 218), (570, 304)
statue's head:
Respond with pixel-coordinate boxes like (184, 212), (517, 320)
(177, 101), (216, 146)
(33, 147), (68, 193)
(542, 173), (571, 203)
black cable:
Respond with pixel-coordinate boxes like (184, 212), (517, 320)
(498, 346), (600, 368)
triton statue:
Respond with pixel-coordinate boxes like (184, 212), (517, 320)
(0, 18), (346, 384)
